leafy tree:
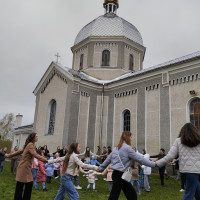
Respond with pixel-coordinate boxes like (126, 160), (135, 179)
(0, 113), (15, 141)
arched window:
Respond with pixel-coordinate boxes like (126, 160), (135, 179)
(129, 54), (134, 71)
(102, 50), (110, 66)
(48, 100), (56, 134)
(123, 110), (131, 131)
(79, 54), (84, 70)
(190, 98), (200, 129)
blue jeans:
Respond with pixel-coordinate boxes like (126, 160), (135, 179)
(31, 169), (38, 189)
(0, 161), (4, 173)
(35, 181), (46, 189)
(140, 174), (144, 188)
(130, 180), (141, 194)
(55, 174), (79, 200)
(183, 173), (200, 200)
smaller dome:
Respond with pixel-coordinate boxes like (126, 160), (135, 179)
(74, 15), (143, 46)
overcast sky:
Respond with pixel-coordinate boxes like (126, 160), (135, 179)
(0, 0), (200, 126)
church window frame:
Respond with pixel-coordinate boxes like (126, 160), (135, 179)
(79, 54), (84, 70)
(129, 54), (134, 71)
(123, 109), (131, 131)
(45, 99), (57, 135)
(189, 97), (200, 129)
(102, 49), (110, 66)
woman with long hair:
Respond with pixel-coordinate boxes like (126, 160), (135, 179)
(156, 123), (200, 200)
(98, 146), (112, 161)
(43, 145), (49, 158)
(5, 133), (47, 200)
(99, 131), (155, 200)
(48, 142), (98, 200)
(79, 146), (94, 162)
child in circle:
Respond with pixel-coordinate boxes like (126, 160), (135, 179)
(85, 170), (102, 192)
(36, 149), (47, 191)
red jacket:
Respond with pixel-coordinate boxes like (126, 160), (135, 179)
(37, 160), (46, 182)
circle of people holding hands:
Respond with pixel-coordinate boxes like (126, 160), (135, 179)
(1, 122), (200, 200)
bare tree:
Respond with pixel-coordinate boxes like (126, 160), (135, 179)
(0, 113), (15, 141)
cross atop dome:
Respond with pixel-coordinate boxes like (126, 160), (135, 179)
(103, 0), (119, 17)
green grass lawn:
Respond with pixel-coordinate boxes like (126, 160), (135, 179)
(0, 161), (185, 200)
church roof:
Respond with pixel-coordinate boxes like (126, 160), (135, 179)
(59, 51), (200, 85)
(74, 15), (143, 46)
(14, 124), (33, 135)
(34, 51), (200, 95)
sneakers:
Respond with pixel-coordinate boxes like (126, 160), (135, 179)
(75, 185), (82, 190)
(43, 188), (47, 191)
(93, 189), (97, 192)
(54, 176), (59, 179)
(180, 189), (185, 192)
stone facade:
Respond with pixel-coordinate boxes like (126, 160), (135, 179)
(13, 2), (200, 155)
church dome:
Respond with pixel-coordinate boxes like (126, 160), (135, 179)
(74, 15), (143, 46)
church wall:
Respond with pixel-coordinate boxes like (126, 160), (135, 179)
(87, 42), (95, 67)
(113, 94), (137, 147)
(160, 85), (170, 152)
(20, 134), (29, 149)
(124, 46), (140, 72)
(93, 43), (118, 67)
(168, 65), (200, 146)
(94, 96), (109, 152)
(86, 90), (99, 152)
(73, 46), (88, 71)
(106, 93), (115, 147)
(94, 96), (101, 151)
(35, 75), (68, 152)
(12, 134), (21, 148)
(83, 68), (127, 80)
(62, 81), (75, 147)
(146, 89), (160, 155)
(67, 92), (80, 145)
(77, 95), (90, 151)
(117, 42), (124, 68)
(33, 94), (40, 132)
(169, 78), (200, 145)
(136, 84), (146, 151)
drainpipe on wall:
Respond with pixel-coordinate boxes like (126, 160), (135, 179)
(99, 83), (105, 149)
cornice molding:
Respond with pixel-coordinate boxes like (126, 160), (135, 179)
(41, 68), (68, 94)
(115, 88), (137, 98)
(169, 73), (200, 86)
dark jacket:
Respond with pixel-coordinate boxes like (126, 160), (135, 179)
(150, 154), (166, 169)
(0, 151), (6, 162)
(59, 149), (67, 157)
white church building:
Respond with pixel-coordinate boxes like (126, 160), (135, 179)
(13, 0), (200, 154)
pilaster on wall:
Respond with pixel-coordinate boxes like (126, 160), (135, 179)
(77, 95), (90, 151)
(87, 42), (95, 67)
(117, 42), (124, 68)
(67, 90), (81, 146)
(33, 94), (41, 132)
(62, 81), (73, 147)
(145, 89), (160, 155)
(160, 86), (170, 152)
(87, 91), (98, 152)
(107, 95), (114, 147)
(137, 86), (145, 152)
